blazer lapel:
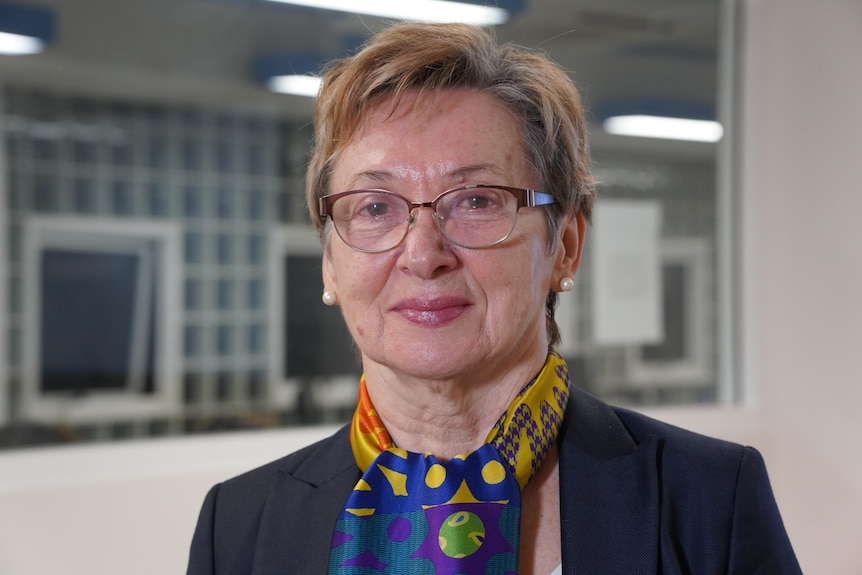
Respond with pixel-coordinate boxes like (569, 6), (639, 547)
(559, 387), (660, 574)
(251, 425), (362, 575)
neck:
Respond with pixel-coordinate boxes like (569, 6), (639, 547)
(361, 347), (549, 459)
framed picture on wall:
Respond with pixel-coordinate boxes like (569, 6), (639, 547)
(625, 237), (713, 388)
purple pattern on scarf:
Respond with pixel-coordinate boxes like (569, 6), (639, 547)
(491, 359), (569, 477)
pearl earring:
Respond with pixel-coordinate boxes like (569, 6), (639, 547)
(559, 277), (575, 292)
(321, 291), (338, 306)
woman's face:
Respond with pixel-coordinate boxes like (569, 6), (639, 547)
(323, 89), (582, 383)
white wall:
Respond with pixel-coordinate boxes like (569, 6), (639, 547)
(1, 1), (860, 573)
(0, 426), (341, 575)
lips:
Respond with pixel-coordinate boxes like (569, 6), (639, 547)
(392, 296), (472, 326)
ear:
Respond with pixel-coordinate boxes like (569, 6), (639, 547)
(553, 211), (586, 287)
(322, 249), (338, 294)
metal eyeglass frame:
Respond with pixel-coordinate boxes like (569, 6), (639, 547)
(318, 184), (556, 253)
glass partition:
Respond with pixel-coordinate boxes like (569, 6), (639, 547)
(0, 0), (733, 448)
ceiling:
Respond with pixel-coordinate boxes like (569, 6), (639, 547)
(0, 0), (721, 154)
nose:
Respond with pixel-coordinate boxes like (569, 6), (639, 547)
(406, 204), (443, 238)
(398, 206), (457, 279)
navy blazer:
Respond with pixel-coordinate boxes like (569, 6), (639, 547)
(187, 387), (801, 574)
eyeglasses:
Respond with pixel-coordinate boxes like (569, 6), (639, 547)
(319, 184), (555, 253)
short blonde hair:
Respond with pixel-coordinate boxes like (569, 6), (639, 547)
(306, 22), (595, 345)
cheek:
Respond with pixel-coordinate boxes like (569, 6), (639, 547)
(530, 244), (554, 289)
(491, 242), (554, 326)
(331, 243), (387, 290)
(479, 255), (542, 316)
(343, 255), (393, 295)
(332, 251), (397, 326)
(507, 230), (554, 294)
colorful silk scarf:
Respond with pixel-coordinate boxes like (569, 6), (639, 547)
(327, 351), (570, 574)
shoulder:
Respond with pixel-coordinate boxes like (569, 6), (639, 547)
(613, 405), (749, 459)
(609, 405), (771, 493)
(563, 385), (749, 469)
(188, 425), (358, 575)
(560, 387), (766, 522)
(558, 389), (801, 572)
(215, 424), (354, 500)
(195, 424), (355, 537)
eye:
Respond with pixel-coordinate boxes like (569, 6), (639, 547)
(447, 187), (507, 213)
(351, 193), (399, 219)
(462, 194), (490, 209)
(362, 201), (390, 217)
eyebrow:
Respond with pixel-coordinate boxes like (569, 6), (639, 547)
(348, 170), (392, 187)
(346, 163), (506, 189)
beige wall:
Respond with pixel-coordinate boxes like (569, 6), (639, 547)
(663, 1), (862, 571)
(1, 0), (860, 573)
(736, 0), (862, 571)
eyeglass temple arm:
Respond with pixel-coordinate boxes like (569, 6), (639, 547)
(525, 189), (556, 207)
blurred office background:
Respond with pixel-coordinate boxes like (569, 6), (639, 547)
(0, 0), (730, 445)
(0, 0), (860, 573)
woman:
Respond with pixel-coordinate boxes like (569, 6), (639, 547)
(188, 22), (800, 574)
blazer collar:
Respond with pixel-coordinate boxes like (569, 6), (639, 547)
(558, 386), (660, 573)
(289, 424), (357, 487)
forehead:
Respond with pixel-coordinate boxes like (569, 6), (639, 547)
(334, 89), (531, 187)
(361, 88), (515, 136)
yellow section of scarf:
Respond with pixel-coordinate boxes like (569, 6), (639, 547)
(349, 350), (570, 489)
(350, 376), (394, 473)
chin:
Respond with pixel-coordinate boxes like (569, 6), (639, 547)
(369, 342), (483, 381)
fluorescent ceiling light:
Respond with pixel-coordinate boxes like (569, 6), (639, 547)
(264, 0), (509, 26)
(0, 3), (55, 55)
(603, 115), (724, 143)
(268, 74), (323, 98)
(0, 31), (45, 55)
